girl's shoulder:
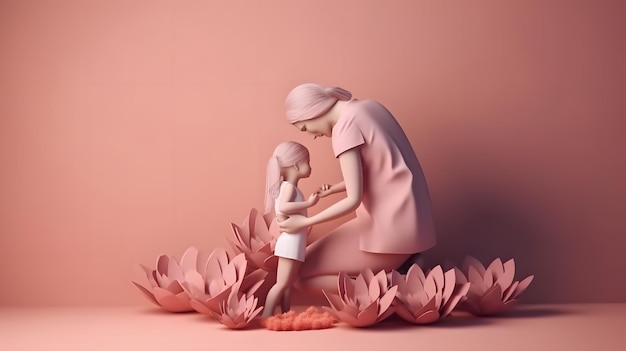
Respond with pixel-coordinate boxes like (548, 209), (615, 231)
(279, 181), (303, 194)
(279, 181), (296, 191)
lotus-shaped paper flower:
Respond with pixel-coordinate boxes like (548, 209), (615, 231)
(130, 247), (206, 312)
(455, 257), (534, 316)
(209, 281), (264, 329)
(228, 208), (279, 272)
(182, 247), (267, 316)
(322, 269), (398, 327)
(390, 264), (470, 324)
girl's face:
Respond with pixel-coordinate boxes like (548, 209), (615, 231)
(296, 157), (312, 178)
(293, 116), (331, 139)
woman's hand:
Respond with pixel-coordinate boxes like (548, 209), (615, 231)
(317, 184), (334, 197)
(278, 214), (309, 233)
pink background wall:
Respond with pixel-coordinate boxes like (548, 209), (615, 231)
(1, 0), (624, 306)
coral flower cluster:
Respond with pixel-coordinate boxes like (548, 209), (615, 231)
(263, 306), (335, 331)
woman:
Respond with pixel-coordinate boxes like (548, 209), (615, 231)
(278, 83), (436, 295)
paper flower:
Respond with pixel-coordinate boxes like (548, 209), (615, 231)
(389, 264), (470, 324)
(455, 257), (534, 316)
(228, 208), (279, 272)
(182, 247), (267, 316)
(130, 246), (205, 312)
(322, 269), (398, 327)
(209, 281), (264, 329)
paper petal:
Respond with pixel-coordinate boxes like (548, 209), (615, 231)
(131, 264), (153, 290)
(497, 259), (516, 291)
(441, 283), (470, 317)
(356, 300), (379, 324)
(441, 268), (456, 307)
(510, 275), (534, 300)
(429, 266), (444, 291)
(394, 303), (419, 323)
(414, 309), (440, 324)
(407, 263), (426, 285)
(503, 280), (519, 302)
(378, 286), (398, 316)
(179, 247), (200, 274)
(463, 256), (486, 276)
(323, 290), (344, 312)
(183, 270), (205, 292)
(189, 299), (216, 316)
(485, 258), (504, 287)
(130, 281), (159, 306)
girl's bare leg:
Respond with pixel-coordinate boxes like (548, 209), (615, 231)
(262, 257), (301, 317)
(281, 288), (291, 313)
(295, 220), (411, 296)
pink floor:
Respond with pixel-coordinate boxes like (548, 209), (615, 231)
(1, 304), (624, 351)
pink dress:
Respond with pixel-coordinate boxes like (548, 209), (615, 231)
(332, 99), (436, 254)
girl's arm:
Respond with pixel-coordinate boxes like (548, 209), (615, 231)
(278, 148), (362, 232)
(277, 183), (319, 215)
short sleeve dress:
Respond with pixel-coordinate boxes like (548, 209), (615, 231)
(331, 99), (436, 254)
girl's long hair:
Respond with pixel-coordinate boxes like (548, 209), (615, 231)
(285, 83), (352, 123)
(264, 141), (310, 214)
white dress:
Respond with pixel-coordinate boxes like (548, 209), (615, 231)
(273, 182), (307, 262)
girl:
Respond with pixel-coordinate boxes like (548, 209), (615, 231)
(261, 141), (319, 317)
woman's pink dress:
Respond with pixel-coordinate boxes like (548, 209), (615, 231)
(331, 99), (436, 254)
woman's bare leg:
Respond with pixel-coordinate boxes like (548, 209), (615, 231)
(262, 257), (301, 317)
(295, 221), (411, 296)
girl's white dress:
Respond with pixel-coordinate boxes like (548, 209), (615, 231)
(273, 182), (307, 262)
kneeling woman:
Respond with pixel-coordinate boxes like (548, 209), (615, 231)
(278, 83), (437, 295)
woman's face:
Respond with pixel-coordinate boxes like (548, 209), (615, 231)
(293, 116), (331, 139)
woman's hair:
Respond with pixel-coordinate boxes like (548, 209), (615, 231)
(285, 83), (352, 123)
(264, 141), (310, 214)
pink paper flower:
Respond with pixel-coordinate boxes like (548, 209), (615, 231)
(228, 208), (279, 272)
(322, 269), (398, 327)
(130, 246), (206, 312)
(455, 257), (534, 316)
(390, 264), (470, 324)
(209, 281), (264, 329)
(182, 247), (266, 316)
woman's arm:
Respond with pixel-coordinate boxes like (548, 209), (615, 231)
(278, 148), (362, 232)
(317, 181), (346, 197)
